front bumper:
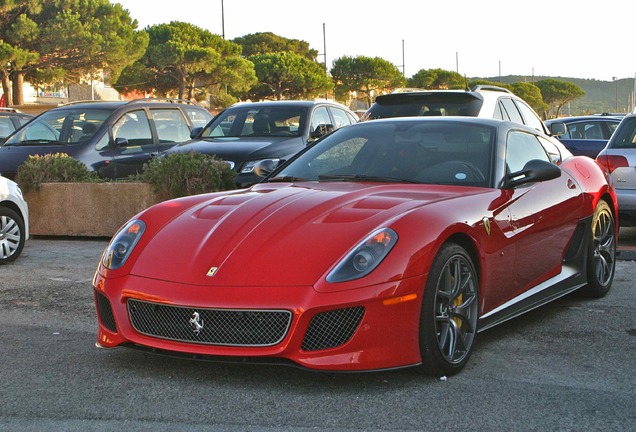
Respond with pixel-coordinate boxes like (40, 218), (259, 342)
(93, 272), (426, 371)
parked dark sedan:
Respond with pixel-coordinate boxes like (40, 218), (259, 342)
(0, 99), (212, 179)
(0, 108), (33, 142)
(546, 114), (622, 158)
(163, 100), (359, 187)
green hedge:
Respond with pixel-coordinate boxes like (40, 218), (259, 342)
(15, 152), (237, 199)
(136, 151), (237, 199)
(16, 153), (99, 192)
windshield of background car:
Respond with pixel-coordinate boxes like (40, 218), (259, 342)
(608, 117), (636, 148)
(3, 108), (111, 146)
(362, 93), (483, 120)
(201, 106), (309, 138)
(274, 120), (495, 187)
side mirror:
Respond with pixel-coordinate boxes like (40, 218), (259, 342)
(113, 137), (128, 148)
(310, 123), (335, 139)
(253, 159), (279, 177)
(549, 122), (566, 137)
(190, 126), (203, 139)
(507, 159), (561, 188)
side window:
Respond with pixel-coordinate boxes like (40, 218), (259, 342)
(0, 117), (13, 139)
(310, 106), (332, 133)
(329, 107), (353, 129)
(113, 110), (152, 147)
(568, 120), (605, 140)
(506, 130), (550, 174)
(499, 98), (524, 124)
(537, 136), (562, 164)
(94, 132), (110, 151)
(493, 102), (506, 120)
(185, 107), (212, 127)
(514, 100), (545, 132)
(150, 108), (190, 143)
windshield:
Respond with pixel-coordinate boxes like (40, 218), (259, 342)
(202, 105), (308, 138)
(609, 117), (636, 149)
(4, 107), (111, 146)
(363, 93), (483, 121)
(272, 120), (495, 187)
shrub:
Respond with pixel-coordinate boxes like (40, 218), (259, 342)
(136, 151), (237, 199)
(15, 153), (99, 192)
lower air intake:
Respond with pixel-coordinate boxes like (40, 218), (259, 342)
(302, 306), (365, 351)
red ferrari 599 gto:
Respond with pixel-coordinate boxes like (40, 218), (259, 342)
(93, 117), (617, 376)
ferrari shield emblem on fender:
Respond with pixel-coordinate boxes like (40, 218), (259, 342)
(483, 217), (491, 236)
(206, 266), (218, 277)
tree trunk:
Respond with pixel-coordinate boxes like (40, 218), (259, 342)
(1, 72), (11, 107)
(11, 71), (24, 106)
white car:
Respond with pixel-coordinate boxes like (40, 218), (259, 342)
(362, 85), (550, 135)
(0, 174), (29, 263)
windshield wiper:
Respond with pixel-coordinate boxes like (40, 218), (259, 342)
(6, 139), (61, 146)
(318, 174), (418, 183)
(267, 175), (307, 182)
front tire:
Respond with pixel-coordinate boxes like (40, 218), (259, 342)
(0, 207), (26, 264)
(418, 243), (479, 376)
(580, 200), (616, 298)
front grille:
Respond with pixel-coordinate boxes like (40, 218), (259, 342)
(127, 299), (292, 347)
(95, 291), (117, 333)
(301, 306), (365, 351)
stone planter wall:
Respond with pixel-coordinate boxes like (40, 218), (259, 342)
(25, 182), (159, 238)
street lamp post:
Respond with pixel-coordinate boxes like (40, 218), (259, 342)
(613, 77), (618, 111)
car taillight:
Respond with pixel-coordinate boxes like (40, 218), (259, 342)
(596, 153), (629, 174)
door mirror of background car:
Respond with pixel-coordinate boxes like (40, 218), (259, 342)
(190, 127), (203, 139)
(253, 159), (279, 177)
(549, 122), (567, 136)
(114, 137), (129, 148)
(310, 123), (335, 140)
(507, 159), (561, 188)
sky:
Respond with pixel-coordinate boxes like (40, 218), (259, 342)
(110, 0), (635, 82)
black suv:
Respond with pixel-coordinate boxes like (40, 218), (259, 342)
(362, 85), (550, 134)
(0, 99), (213, 179)
(164, 100), (359, 187)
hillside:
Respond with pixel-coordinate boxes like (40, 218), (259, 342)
(485, 75), (635, 116)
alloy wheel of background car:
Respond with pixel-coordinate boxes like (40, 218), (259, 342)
(418, 243), (479, 376)
(0, 207), (25, 264)
(580, 200), (616, 298)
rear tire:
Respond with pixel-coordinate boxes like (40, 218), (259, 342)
(0, 207), (26, 264)
(580, 200), (615, 298)
(418, 243), (479, 376)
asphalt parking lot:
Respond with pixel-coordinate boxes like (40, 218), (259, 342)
(1, 232), (635, 431)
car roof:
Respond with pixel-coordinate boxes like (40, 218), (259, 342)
(51, 99), (207, 111)
(229, 100), (351, 109)
(545, 115), (623, 124)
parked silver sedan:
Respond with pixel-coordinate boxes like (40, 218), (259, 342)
(597, 111), (636, 226)
(0, 174), (29, 263)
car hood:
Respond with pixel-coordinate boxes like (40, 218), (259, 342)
(130, 182), (486, 287)
(165, 136), (304, 160)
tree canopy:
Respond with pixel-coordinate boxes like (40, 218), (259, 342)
(115, 21), (257, 102)
(330, 56), (406, 106)
(245, 52), (332, 101)
(536, 78), (585, 118)
(0, 0), (148, 105)
(408, 68), (466, 90)
(232, 32), (318, 60)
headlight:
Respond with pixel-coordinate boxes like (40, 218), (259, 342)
(102, 220), (145, 270)
(327, 228), (398, 283)
(241, 158), (280, 173)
